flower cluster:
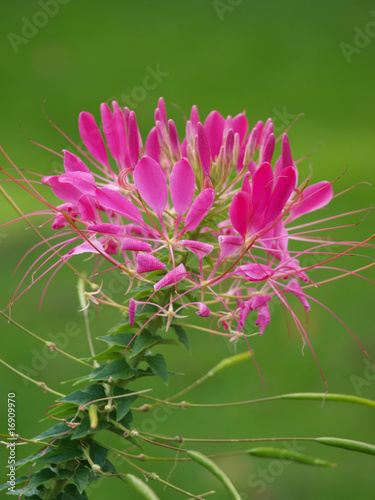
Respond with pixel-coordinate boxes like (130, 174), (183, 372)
(2, 97), (373, 383)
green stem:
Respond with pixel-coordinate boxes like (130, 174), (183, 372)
(0, 358), (65, 397)
(0, 312), (91, 368)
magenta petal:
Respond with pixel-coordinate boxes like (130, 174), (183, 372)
(136, 254), (166, 274)
(197, 123), (211, 177)
(184, 188), (215, 232)
(63, 150), (90, 173)
(145, 127), (161, 163)
(88, 223), (126, 236)
(95, 187), (143, 224)
(256, 304), (271, 335)
(196, 302), (211, 317)
(77, 195), (97, 222)
(79, 112), (110, 168)
(178, 239), (214, 258)
(229, 192), (251, 239)
(100, 103), (120, 162)
(232, 113), (248, 144)
(121, 238), (152, 252)
(284, 278), (310, 311)
(250, 162), (274, 222)
(168, 119), (181, 160)
(129, 298), (137, 326)
(66, 238), (106, 257)
(157, 97), (167, 125)
(128, 111), (140, 168)
(218, 235), (242, 259)
(288, 181), (333, 222)
(154, 263), (187, 292)
(190, 105), (200, 130)
(133, 156), (168, 218)
(236, 263), (274, 281)
(204, 110), (225, 159)
(260, 132), (275, 164)
(170, 158), (195, 217)
(263, 166), (296, 227)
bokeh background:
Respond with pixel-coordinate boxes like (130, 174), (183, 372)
(1, 1), (375, 499)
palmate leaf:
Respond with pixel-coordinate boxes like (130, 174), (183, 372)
(56, 466), (91, 494)
(32, 422), (71, 441)
(35, 439), (83, 465)
(57, 483), (88, 499)
(58, 384), (106, 406)
(88, 441), (108, 468)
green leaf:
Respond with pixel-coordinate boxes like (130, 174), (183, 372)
(37, 439), (83, 465)
(87, 346), (123, 362)
(102, 459), (118, 474)
(131, 330), (164, 358)
(125, 474), (160, 499)
(72, 416), (110, 439)
(187, 450), (241, 500)
(315, 437), (375, 456)
(59, 384), (106, 406)
(247, 447), (336, 467)
(32, 422), (71, 441)
(89, 441), (108, 468)
(58, 483), (88, 499)
(72, 467), (91, 494)
(171, 324), (190, 351)
(114, 386), (138, 420)
(97, 332), (135, 347)
(0, 476), (27, 492)
(145, 353), (168, 385)
(22, 468), (57, 494)
(131, 284), (155, 301)
(90, 358), (137, 381)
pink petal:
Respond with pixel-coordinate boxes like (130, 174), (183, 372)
(250, 162), (274, 227)
(260, 132), (275, 164)
(77, 195), (97, 222)
(66, 238), (106, 257)
(168, 119), (181, 160)
(284, 278), (310, 311)
(157, 97), (167, 126)
(154, 263), (187, 292)
(128, 111), (140, 167)
(100, 103), (120, 162)
(137, 254), (166, 274)
(256, 304), (271, 335)
(129, 298), (137, 325)
(79, 112), (110, 168)
(218, 235), (242, 259)
(287, 181), (333, 222)
(170, 158), (195, 217)
(196, 302), (211, 317)
(241, 172), (251, 195)
(197, 122), (211, 177)
(178, 239), (214, 258)
(229, 191), (251, 239)
(112, 101), (128, 167)
(133, 156), (168, 218)
(263, 166), (296, 227)
(95, 187), (143, 224)
(63, 150), (90, 173)
(145, 127), (161, 163)
(232, 113), (248, 144)
(88, 223), (126, 236)
(184, 188), (215, 232)
(236, 263), (274, 281)
(204, 110), (225, 159)
(121, 238), (153, 252)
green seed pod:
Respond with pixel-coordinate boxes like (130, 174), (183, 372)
(187, 450), (241, 500)
(125, 474), (160, 499)
(315, 437), (375, 456)
(88, 404), (98, 430)
(247, 447), (336, 467)
(208, 351), (252, 377)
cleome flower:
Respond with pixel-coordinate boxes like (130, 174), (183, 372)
(1, 97), (374, 388)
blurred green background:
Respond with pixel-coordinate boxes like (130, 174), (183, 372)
(1, 1), (375, 499)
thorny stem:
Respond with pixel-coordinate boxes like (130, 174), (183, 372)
(0, 358), (65, 397)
